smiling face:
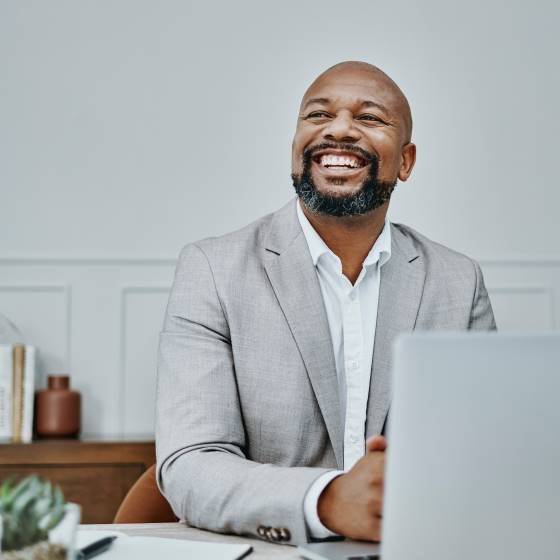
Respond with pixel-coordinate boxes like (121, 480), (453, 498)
(291, 62), (416, 217)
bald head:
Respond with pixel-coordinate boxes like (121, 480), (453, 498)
(301, 60), (413, 142)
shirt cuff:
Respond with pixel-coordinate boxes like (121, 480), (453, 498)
(303, 470), (344, 540)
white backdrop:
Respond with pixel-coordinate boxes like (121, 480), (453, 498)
(1, 0), (558, 436)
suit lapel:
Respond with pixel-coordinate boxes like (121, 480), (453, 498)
(365, 224), (425, 437)
(263, 200), (344, 469)
(262, 203), (426, 457)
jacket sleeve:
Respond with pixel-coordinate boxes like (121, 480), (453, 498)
(155, 243), (330, 545)
(468, 260), (497, 330)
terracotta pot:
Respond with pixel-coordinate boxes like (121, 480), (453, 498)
(35, 375), (81, 438)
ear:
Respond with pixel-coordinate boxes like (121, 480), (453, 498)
(398, 143), (416, 182)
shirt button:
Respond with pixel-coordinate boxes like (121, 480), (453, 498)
(349, 433), (358, 444)
(279, 528), (291, 541)
(347, 360), (359, 371)
(349, 291), (357, 301)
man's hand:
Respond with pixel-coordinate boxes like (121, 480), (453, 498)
(317, 435), (387, 541)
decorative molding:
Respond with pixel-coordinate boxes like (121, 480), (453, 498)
(487, 284), (555, 329)
(479, 259), (560, 267)
(487, 284), (553, 294)
(0, 256), (177, 265)
(120, 285), (172, 294)
(1, 255), (560, 267)
(118, 285), (171, 435)
(0, 284), (73, 368)
(0, 284), (70, 292)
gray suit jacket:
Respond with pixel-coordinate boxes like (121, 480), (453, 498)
(155, 198), (496, 545)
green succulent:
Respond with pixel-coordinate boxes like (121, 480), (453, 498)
(0, 476), (66, 552)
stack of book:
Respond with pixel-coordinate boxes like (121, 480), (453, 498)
(0, 344), (36, 443)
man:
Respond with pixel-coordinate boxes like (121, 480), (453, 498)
(155, 61), (496, 545)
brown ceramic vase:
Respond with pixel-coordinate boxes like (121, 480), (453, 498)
(35, 375), (81, 438)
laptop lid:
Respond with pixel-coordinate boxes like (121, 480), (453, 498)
(382, 332), (560, 560)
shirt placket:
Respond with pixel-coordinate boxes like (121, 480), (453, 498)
(342, 284), (366, 470)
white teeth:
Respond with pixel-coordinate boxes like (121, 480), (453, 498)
(319, 154), (361, 168)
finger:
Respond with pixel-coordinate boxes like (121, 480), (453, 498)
(370, 453), (386, 486)
(366, 435), (387, 453)
(371, 491), (383, 516)
(372, 516), (382, 543)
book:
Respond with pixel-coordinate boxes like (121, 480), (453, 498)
(22, 345), (36, 443)
(0, 344), (13, 441)
(0, 344), (37, 443)
(11, 344), (25, 443)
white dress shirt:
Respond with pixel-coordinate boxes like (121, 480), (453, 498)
(296, 201), (392, 539)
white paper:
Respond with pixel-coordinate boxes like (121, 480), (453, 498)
(76, 530), (252, 560)
(0, 344), (13, 440)
(21, 345), (36, 443)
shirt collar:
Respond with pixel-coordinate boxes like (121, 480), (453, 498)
(296, 200), (392, 269)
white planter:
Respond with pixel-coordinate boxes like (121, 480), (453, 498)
(1, 503), (81, 560)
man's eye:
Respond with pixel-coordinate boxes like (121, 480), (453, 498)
(306, 111), (330, 119)
(357, 114), (382, 122)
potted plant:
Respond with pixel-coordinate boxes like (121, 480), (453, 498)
(0, 476), (80, 560)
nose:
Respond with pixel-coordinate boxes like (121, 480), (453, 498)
(323, 111), (360, 144)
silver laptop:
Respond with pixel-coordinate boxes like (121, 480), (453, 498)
(299, 332), (560, 560)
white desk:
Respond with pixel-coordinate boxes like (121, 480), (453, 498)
(80, 522), (302, 559)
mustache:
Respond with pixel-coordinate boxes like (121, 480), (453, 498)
(302, 142), (376, 164)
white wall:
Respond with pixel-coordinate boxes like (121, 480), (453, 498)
(1, 0), (558, 436)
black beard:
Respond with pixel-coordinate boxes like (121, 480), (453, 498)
(291, 143), (397, 217)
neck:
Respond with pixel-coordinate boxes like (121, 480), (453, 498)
(301, 201), (389, 285)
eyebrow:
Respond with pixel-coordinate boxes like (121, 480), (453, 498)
(302, 97), (390, 115)
(359, 100), (389, 114)
(302, 97), (330, 110)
